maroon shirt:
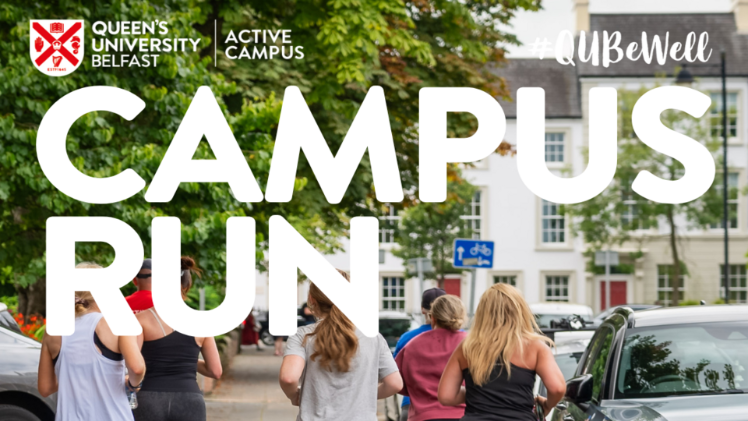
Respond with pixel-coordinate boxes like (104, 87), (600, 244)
(395, 328), (467, 421)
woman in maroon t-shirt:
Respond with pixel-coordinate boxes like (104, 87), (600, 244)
(395, 295), (467, 421)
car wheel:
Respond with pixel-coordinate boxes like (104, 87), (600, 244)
(0, 404), (42, 421)
(261, 330), (275, 347)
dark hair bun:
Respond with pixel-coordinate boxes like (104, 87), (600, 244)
(180, 256), (196, 271)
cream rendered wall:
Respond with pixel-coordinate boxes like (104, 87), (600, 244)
(580, 77), (748, 306)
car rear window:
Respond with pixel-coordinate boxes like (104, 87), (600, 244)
(616, 321), (748, 398)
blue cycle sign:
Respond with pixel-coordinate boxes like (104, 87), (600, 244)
(453, 239), (494, 269)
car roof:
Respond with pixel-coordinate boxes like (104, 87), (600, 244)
(530, 302), (593, 315)
(378, 311), (411, 319)
(621, 304), (748, 328)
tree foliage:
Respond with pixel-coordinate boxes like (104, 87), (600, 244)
(0, 0), (538, 315)
(563, 86), (726, 305)
(392, 174), (476, 284)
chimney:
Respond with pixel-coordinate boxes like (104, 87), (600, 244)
(574, 0), (590, 33)
(734, 0), (748, 33)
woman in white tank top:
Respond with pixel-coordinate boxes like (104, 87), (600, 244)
(37, 263), (146, 421)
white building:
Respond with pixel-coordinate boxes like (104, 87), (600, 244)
(255, 5), (748, 315)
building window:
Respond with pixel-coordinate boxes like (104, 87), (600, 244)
(382, 276), (405, 311)
(657, 265), (684, 307)
(493, 275), (516, 286)
(379, 205), (400, 244)
(461, 191), (482, 239)
(721, 265), (747, 303)
(545, 276), (569, 302)
(621, 184), (651, 230)
(379, 249), (385, 264)
(541, 200), (565, 243)
(545, 133), (565, 163)
(710, 172), (739, 229)
(709, 92), (738, 139)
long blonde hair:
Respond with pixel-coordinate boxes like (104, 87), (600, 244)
(462, 283), (553, 386)
(74, 262), (102, 317)
(304, 270), (358, 372)
(430, 295), (465, 331)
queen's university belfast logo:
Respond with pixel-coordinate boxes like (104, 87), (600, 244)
(30, 20), (84, 76)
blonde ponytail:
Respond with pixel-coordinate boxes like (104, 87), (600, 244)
(74, 262), (102, 317)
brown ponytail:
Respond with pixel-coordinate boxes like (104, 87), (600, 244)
(304, 270), (358, 372)
(180, 256), (202, 298)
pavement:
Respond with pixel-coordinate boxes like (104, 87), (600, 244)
(206, 345), (400, 421)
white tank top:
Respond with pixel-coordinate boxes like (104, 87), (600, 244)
(54, 312), (133, 421)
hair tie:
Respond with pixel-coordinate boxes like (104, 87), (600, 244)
(75, 297), (89, 308)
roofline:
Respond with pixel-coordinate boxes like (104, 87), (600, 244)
(590, 12), (734, 16)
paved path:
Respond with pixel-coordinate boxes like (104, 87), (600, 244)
(206, 346), (298, 421)
(206, 345), (400, 421)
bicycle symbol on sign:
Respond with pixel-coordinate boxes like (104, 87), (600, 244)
(470, 243), (492, 256)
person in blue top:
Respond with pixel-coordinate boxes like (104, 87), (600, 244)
(392, 287), (447, 421)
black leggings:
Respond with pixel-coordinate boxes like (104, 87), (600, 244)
(132, 391), (206, 421)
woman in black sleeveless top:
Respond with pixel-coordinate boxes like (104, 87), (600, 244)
(133, 257), (222, 421)
(438, 284), (566, 420)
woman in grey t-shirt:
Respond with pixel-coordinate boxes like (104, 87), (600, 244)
(279, 270), (403, 421)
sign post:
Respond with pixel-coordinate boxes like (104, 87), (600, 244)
(453, 239), (495, 316)
(407, 257), (433, 306)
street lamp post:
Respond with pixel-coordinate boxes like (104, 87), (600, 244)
(675, 51), (729, 303)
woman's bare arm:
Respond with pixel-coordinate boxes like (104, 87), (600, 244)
(279, 355), (305, 405)
(534, 341), (566, 414)
(438, 343), (466, 406)
(37, 333), (60, 397)
(197, 337), (222, 379)
(119, 335), (145, 387)
(377, 372), (403, 399)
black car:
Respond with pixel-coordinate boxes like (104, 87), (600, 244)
(555, 305), (748, 421)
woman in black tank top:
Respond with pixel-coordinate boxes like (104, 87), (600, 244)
(438, 284), (567, 420)
(132, 257), (223, 421)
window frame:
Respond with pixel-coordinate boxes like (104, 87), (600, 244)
(709, 91), (740, 144)
(380, 276), (406, 312)
(720, 264), (748, 304)
(709, 171), (740, 231)
(460, 190), (484, 240)
(577, 325), (615, 405)
(379, 204), (400, 244)
(537, 198), (571, 249)
(656, 265), (685, 307)
(544, 274), (570, 302)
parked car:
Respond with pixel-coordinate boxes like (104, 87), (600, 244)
(589, 304), (659, 328)
(378, 311), (420, 352)
(0, 303), (56, 421)
(534, 331), (595, 420)
(530, 303), (594, 328)
(555, 305), (748, 421)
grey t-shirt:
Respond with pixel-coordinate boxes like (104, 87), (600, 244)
(284, 322), (399, 421)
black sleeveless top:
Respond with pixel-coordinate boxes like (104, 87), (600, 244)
(462, 363), (536, 421)
(140, 331), (201, 393)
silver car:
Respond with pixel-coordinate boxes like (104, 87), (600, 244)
(0, 303), (56, 420)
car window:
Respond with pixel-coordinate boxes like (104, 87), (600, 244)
(580, 326), (614, 403)
(616, 321), (748, 398)
(556, 352), (584, 380)
(378, 318), (411, 349)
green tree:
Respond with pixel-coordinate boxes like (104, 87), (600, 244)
(200, 0), (540, 203)
(564, 87), (725, 306)
(392, 174), (476, 286)
(0, 1), (341, 317)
